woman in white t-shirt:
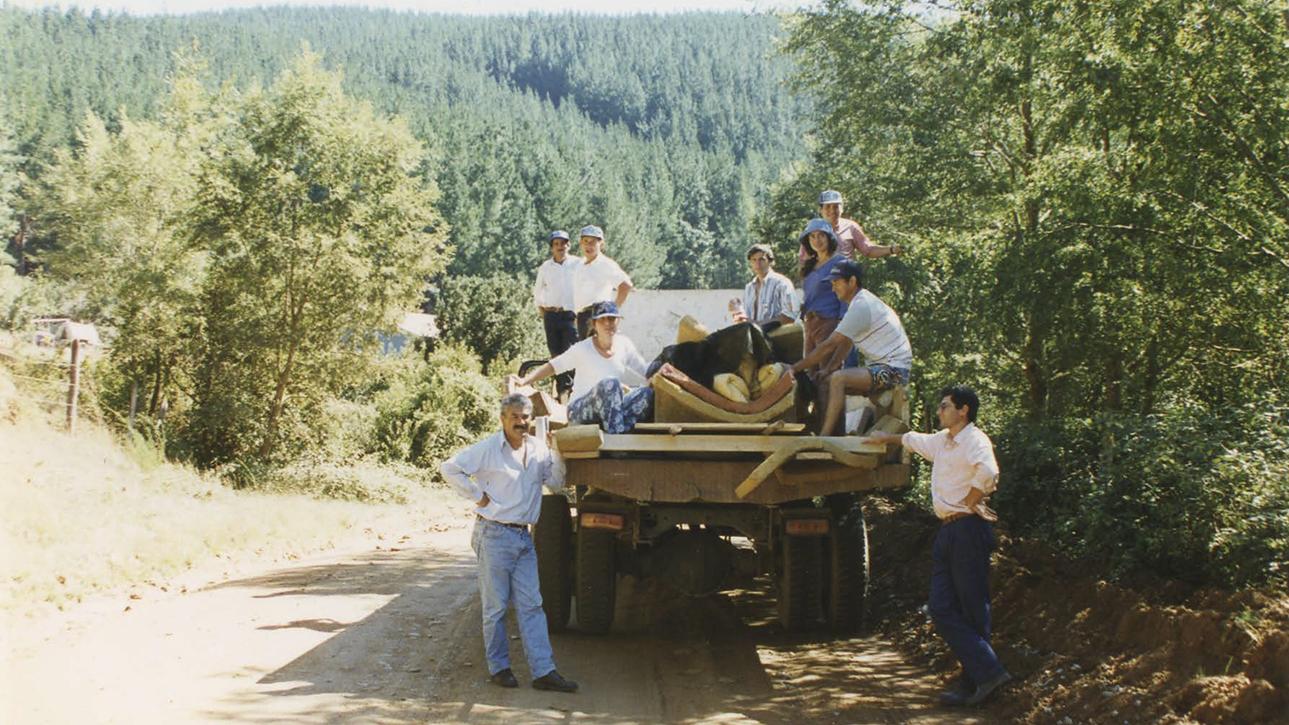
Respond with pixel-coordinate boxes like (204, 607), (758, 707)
(508, 301), (654, 433)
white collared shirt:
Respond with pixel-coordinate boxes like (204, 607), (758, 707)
(440, 431), (567, 526)
(533, 256), (582, 311)
(901, 423), (999, 520)
(572, 254), (631, 312)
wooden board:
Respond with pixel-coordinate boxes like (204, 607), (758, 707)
(632, 422), (807, 435)
(597, 433), (887, 456)
(564, 458), (911, 504)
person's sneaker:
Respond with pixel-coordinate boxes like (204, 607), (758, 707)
(965, 669), (1012, 706)
(489, 668), (519, 688)
(937, 672), (974, 706)
(532, 670), (579, 692)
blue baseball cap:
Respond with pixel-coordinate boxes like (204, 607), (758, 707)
(818, 190), (843, 205)
(549, 230), (570, 242)
(579, 225), (605, 239)
(798, 218), (840, 247)
(589, 301), (623, 320)
(826, 260), (864, 284)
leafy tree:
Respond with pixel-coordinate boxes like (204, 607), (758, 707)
(31, 91), (211, 418)
(0, 114), (19, 241)
(779, 0), (1289, 586)
(435, 273), (545, 375)
(186, 52), (448, 465)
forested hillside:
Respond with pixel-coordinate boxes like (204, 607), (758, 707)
(0, 7), (809, 287)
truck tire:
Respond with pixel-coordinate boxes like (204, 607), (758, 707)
(534, 494), (573, 632)
(827, 503), (870, 633)
(575, 527), (616, 634)
(777, 533), (823, 631)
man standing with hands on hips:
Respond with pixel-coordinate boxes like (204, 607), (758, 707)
(440, 393), (579, 693)
(866, 386), (1011, 707)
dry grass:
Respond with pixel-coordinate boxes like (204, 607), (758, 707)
(0, 365), (461, 616)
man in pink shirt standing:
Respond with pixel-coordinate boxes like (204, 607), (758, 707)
(867, 386), (1012, 707)
(799, 189), (903, 265)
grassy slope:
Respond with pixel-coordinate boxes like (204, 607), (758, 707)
(0, 364), (462, 616)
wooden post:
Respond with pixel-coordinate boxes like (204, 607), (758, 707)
(128, 380), (138, 435)
(66, 339), (81, 433)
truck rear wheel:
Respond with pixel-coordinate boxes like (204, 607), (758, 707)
(777, 533), (822, 631)
(575, 527), (616, 633)
(534, 494), (573, 632)
(827, 504), (870, 633)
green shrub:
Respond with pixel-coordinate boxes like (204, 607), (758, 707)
(253, 457), (427, 503)
(435, 273), (544, 374)
(372, 344), (497, 474)
(996, 401), (1289, 589)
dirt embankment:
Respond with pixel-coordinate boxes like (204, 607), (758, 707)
(864, 498), (1289, 724)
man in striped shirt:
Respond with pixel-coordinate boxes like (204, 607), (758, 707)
(790, 259), (911, 435)
(733, 243), (798, 330)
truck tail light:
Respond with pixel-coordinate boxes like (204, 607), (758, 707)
(581, 513), (625, 531)
(785, 519), (829, 536)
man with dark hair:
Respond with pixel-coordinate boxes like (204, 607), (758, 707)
(790, 259), (911, 435)
(440, 393), (579, 693)
(533, 230), (581, 398)
(732, 243), (798, 331)
(867, 385), (1011, 707)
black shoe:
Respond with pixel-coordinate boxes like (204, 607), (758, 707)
(965, 670), (1012, 706)
(489, 668), (519, 688)
(937, 673), (974, 706)
(532, 670), (579, 693)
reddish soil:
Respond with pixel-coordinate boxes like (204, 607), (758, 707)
(864, 498), (1289, 724)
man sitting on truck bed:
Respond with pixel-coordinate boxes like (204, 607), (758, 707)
(790, 260), (912, 435)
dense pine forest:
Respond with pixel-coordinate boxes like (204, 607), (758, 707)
(1, 6), (809, 287)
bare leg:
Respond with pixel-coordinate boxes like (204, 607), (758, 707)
(820, 367), (874, 436)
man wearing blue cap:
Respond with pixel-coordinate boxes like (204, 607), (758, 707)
(571, 225), (632, 339)
(799, 190), (903, 266)
(791, 259), (912, 436)
(533, 230), (581, 398)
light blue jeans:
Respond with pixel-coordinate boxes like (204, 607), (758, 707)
(470, 518), (556, 679)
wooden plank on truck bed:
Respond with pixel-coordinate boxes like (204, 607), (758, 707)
(597, 434), (886, 456)
(632, 422), (806, 435)
(564, 458), (910, 504)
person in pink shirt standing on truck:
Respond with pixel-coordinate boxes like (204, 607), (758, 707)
(798, 189), (903, 265)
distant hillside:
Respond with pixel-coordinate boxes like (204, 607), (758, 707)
(0, 7), (812, 288)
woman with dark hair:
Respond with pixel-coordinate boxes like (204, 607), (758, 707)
(798, 218), (850, 379)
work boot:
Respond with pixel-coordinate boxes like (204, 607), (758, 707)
(937, 672), (973, 706)
(532, 670), (579, 692)
(489, 668), (519, 688)
(965, 669), (1012, 706)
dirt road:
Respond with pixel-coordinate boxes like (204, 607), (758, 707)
(4, 519), (993, 724)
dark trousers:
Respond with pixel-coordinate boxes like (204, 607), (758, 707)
(542, 310), (578, 397)
(575, 307), (593, 340)
(928, 515), (1005, 686)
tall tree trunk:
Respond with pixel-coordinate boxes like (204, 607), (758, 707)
(259, 304), (303, 459)
(1104, 352), (1123, 412)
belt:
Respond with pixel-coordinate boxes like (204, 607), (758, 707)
(477, 515), (529, 531)
(940, 511), (977, 525)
